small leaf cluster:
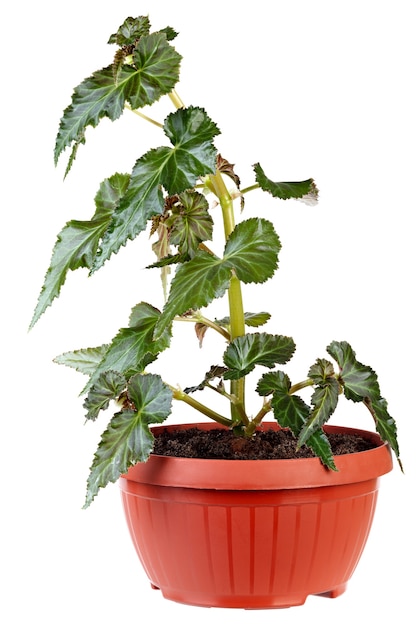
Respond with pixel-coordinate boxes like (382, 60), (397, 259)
(31, 16), (401, 507)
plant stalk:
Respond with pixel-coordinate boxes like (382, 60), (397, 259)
(209, 169), (247, 425)
(171, 387), (232, 427)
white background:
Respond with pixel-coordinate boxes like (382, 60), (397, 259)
(2, 0), (416, 623)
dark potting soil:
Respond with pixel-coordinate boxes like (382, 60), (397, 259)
(152, 427), (376, 460)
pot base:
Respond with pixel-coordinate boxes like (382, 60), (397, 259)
(148, 581), (348, 609)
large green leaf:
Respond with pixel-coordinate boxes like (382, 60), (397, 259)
(327, 340), (380, 402)
(92, 107), (220, 271)
(30, 174), (130, 328)
(253, 163), (318, 204)
(153, 218), (280, 338)
(153, 249), (231, 338)
(83, 302), (171, 393)
(223, 333), (295, 380)
(84, 373), (172, 507)
(223, 218), (281, 283)
(54, 32), (182, 167)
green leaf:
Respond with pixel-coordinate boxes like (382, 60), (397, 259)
(54, 345), (110, 376)
(54, 33), (182, 167)
(84, 373), (172, 507)
(328, 341), (402, 468)
(257, 371), (337, 470)
(83, 370), (127, 421)
(108, 16), (151, 45)
(258, 371), (310, 428)
(308, 358), (336, 383)
(365, 397), (402, 468)
(298, 377), (340, 447)
(253, 163), (318, 204)
(30, 174), (129, 328)
(327, 340), (380, 402)
(223, 218), (281, 283)
(162, 107), (220, 194)
(153, 250), (230, 338)
(216, 311), (271, 329)
(92, 107), (220, 271)
(84, 302), (171, 393)
(169, 191), (213, 257)
(153, 218), (280, 338)
(223, 333), (295, 380)
(183, 365), (228, 394)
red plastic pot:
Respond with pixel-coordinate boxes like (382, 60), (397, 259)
(119, 422), (392, 609)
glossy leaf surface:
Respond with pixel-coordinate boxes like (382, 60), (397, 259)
(84, 373), (172, 507)
(153, 218), (280, 337)
(54, 32), (182, 167)
(257, 370), (336, 469)
(223, 333), (295, 380)
(84, 302), (171, 393)
(30, 174), (129, 328)
(92, 107), (219, 271)
(254, 162), (318, 203)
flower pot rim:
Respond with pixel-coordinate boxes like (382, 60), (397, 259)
(121, 421), (393, 490)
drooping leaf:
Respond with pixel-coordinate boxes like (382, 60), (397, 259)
(92, 107), (220, 271)
(257, 370), (337, 469)
(253, 163), (319, 205)
(327, 341), (402, 468)
(83, 370), (127, 421)
(54, 33), (182, 168)
(327, 340), (380, 402)
(54, 344), (110, 376)
(29, 173), (130, 328)
(217, 154), (241, 189)
(84, 373), (172, 507)
(297, 377), (340, 447)
(223, 333), (295, 380)
(153, 218), (280, 338)
(83, 302), (171, 393)
(364, 397), (402, 469)
(305, 432), (338, 470)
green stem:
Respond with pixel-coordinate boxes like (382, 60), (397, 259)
(171, 387), (232, 427)
(289, 379), (314, 394)
(240, 183), (260, 195)
(124, 103), (163, 128)
(209, 170), (247, 425)
(169, 89), (185, 109)
(166, 90), (247, 427)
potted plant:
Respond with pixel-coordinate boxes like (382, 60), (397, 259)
(30, 15), (402, 608)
